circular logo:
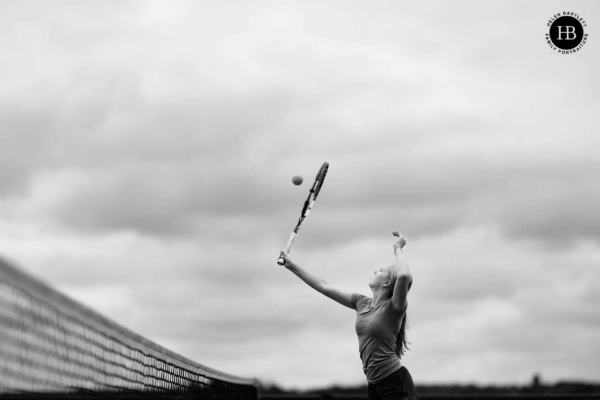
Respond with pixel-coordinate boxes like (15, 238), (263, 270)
(550, 16), (584, 49)
(545, 12), (588, 54)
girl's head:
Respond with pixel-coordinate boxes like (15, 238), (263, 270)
(369, 264), (398, 297)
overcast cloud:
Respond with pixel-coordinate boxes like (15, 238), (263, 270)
(1, 0), (599, 390)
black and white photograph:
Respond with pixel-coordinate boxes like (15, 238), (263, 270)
(1, 1), (598, 399)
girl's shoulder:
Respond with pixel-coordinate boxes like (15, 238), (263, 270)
(351, 293), (371, 310)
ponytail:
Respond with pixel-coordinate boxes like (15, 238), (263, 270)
(388, 264), (410, 357)
(395, 311), (410, 357)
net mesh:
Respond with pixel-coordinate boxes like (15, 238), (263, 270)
(0, 257), (259, 399)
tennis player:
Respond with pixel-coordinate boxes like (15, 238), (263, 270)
(278, 231), (418, 400)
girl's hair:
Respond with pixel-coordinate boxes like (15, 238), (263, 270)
(388, 264), (410, 358)
(396, 312), (409, 357)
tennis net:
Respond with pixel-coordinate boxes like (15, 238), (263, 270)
(0, 257), (259, 399)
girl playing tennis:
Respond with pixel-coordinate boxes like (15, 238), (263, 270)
(278, 231), (418, 400)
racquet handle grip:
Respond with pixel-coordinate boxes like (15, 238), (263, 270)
(277, 232), (297, 266)
(285, 232), (297, 253)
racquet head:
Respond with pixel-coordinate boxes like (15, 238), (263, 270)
(312, 162), (328, 200)
(301, 162), (328, 218)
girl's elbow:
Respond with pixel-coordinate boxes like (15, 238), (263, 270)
(397, 274), (413, 290)
(314, 282), (329, 294)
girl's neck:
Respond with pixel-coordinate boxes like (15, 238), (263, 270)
(370, 289), (389, 307)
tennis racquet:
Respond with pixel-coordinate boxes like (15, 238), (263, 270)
(277, 162), (329, 266)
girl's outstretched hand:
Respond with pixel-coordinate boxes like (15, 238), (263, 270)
(278, 251), (294, 269)
(392, 231), (407, 253)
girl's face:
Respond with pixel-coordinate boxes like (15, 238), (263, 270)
(369, 265), (392, 289)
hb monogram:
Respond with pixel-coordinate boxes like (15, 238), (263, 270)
(547, 14), (586, 52)
(556, 26), (577, 40)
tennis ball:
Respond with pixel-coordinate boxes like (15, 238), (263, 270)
(292, 175), (303, 185)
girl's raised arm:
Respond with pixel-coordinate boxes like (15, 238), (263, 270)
(278, 251), (355, 309)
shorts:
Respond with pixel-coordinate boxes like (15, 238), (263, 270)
(367, 366), (419, 400)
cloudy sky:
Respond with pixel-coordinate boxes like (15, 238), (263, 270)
(1, 0), (599, 391)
